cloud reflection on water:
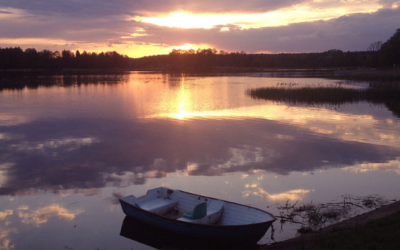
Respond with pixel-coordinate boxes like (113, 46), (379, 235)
(0, 211), (12, 221)
(0, 115), (399, 196)
(17, 204), (83, 227)
(0, 74), (400, 198)
(148, 104), (400, 148)
(342, 158), (400, 174)
(243, 187), (312, 202)
(0, 226), (16, 250)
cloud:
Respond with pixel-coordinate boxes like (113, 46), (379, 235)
(133, 7), (400, 53)
(0, 0), (307, 17)
(379, 0), (400, 8)
(1, 2), (399, 56)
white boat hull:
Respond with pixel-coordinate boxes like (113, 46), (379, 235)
(119, 187), (276, 243)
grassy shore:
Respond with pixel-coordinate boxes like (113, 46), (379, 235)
(265, 201), (400, 250)
(302, 211), (400, 250)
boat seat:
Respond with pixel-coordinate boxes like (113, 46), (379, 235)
(178, 200), (224, 224)
(138, 198), (178, 215)
(182, 202), (207, 220)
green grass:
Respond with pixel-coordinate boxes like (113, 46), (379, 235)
(302, 211), (400, 250)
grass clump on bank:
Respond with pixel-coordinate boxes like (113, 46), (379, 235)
(303, 211), (400, 250)
(275, 195), (390, 234)
(247, 85), (400, 118)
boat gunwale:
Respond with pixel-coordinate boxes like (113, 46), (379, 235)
(119, 188), (276, 228)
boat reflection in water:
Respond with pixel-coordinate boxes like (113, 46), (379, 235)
(120, 216), (263, 249)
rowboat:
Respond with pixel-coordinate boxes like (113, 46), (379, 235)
(119, 187), (276, 244)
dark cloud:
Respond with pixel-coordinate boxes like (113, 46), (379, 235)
(0, 0), (306, 16)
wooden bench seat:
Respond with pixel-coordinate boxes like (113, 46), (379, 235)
(139, 198), (178, 215)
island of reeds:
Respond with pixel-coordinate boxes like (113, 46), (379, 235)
(247, 83), (400, 118)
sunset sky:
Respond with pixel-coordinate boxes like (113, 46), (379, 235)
(1, 0), (399, 58)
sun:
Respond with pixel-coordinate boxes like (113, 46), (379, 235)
(137, 11), (229, 29)
(172, 43), (198, 51)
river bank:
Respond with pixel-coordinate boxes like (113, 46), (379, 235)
(263, 200), (400, 249)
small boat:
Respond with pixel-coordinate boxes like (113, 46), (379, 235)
(119, 187), (276, 244)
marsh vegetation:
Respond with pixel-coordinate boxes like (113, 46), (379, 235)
(302, 209), (400, 250)
(247, 83), (400, 118)
(274, 195), (391, 235)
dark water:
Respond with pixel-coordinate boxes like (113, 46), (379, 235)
(0, 72), (399, 249)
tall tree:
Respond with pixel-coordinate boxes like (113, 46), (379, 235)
(379, 29), (400, 67)
(367, 41), (383, 51)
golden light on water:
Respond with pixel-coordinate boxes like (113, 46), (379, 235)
(177, 76), (187, 120)
(146, 103), (400, 149)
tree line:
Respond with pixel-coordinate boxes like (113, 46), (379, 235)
(1, 29), (399, 70)
(0, 47), (130, 70)
(134, 49), (377, 70)
(134, 29), (400, 70)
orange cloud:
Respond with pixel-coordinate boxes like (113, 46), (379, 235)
(18, 204), (83, 227)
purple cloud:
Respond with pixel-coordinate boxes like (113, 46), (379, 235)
(0, 0), (307, 16)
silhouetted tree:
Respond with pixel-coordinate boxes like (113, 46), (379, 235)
(0, 47), (131, 70)
(368, 41), (383, 51)
(379, 29), (400, 67)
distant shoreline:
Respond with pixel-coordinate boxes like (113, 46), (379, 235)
(1, 67), (399, 83)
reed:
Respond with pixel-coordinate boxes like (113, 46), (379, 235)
(247, 85), (400, 117)
(275, 195), (390, 233)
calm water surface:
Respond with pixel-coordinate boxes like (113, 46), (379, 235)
(0, 72), (399, 249)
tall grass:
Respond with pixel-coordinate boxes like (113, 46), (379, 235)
(247, 85), (400, 117)
(248, 87), (363, 105)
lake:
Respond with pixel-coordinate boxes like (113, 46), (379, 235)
(0, 72), (399, 249)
